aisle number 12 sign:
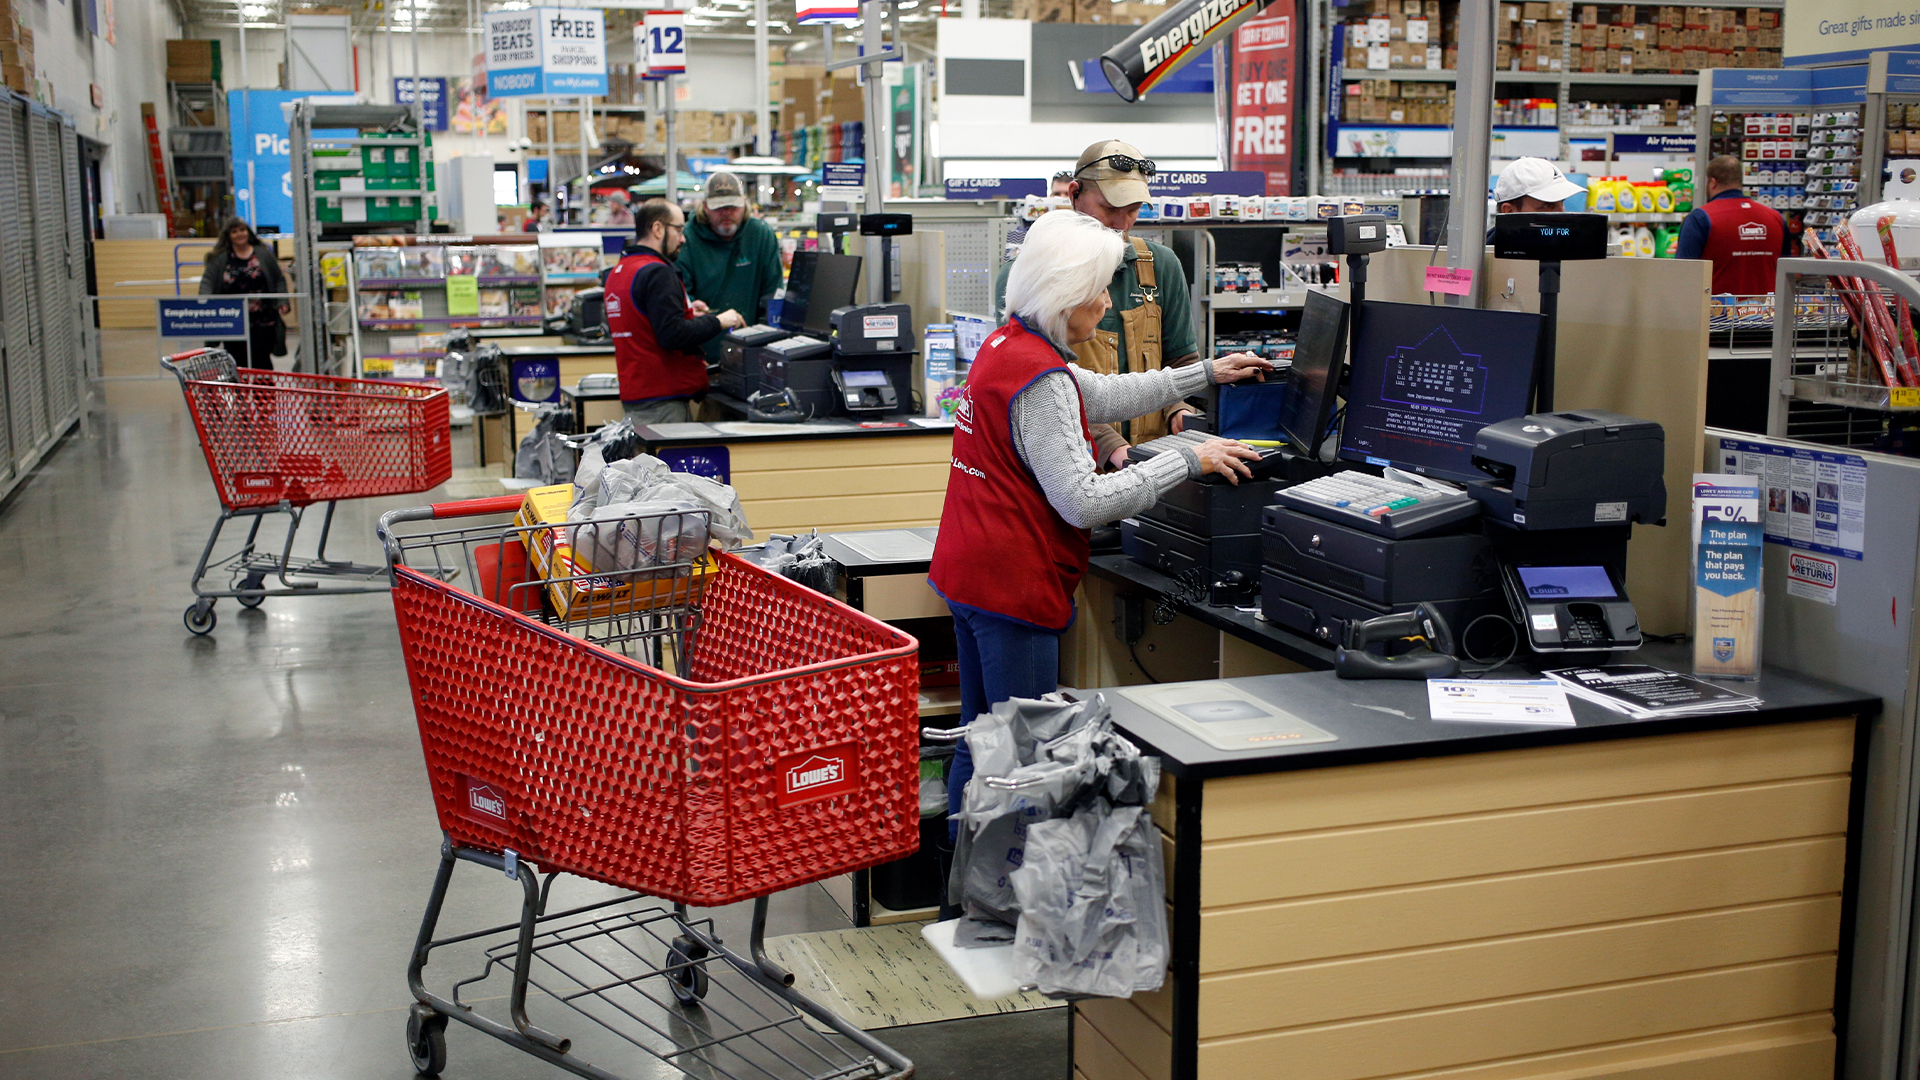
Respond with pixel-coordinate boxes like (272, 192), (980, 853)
(639, 11), (686, 78)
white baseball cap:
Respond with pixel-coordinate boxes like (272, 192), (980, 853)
(1493, 157), (1585, 205)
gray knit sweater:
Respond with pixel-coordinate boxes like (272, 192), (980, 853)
(1009, 359), (1213, 530)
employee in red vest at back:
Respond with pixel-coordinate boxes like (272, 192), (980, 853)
(1677, 155), (1789, 294)
(604, 198), (745, 425)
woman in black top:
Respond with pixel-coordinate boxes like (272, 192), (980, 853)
(198, 217), (289, 369)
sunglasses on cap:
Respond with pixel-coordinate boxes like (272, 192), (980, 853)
(1076, 153), (1156, 180)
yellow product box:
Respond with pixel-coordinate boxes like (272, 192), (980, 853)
(515, 484), (713, 622)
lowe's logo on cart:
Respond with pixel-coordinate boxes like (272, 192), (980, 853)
(464, 776), (509, 823)
(778, 745), (859, 806)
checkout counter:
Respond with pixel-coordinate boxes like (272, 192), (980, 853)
(1077, 652), (1873, 1080)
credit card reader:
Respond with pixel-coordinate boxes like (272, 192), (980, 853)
(832, 367), (899, 413)
(1499, 562), (1642, 652)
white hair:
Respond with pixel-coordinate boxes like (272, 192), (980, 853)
(1004, 210), (1125, 346)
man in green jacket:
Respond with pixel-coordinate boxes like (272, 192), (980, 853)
(676, 171), (786, 363)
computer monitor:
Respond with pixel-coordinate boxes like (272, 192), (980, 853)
(1275, 291), (1349, 456)
(779, 251), (863, 336)
(1338, 299), (1543, 484)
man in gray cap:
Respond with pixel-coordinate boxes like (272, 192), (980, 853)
(676, 171), (786, 363)
(993, 139), (1200, 467)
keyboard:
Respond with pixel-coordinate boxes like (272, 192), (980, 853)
(1127, 429), (1291, 483)
(1272, 471), (1480, 539)
(729, 324), (790, 346)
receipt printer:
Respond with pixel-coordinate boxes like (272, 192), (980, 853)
(830, 303), (915, 355)
(1470, 411), (1667, 530)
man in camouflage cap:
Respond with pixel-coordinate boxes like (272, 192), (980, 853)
(676, 171), (786, 363)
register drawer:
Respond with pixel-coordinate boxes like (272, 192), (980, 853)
(1260, 568), (1501, 655)
(1120, 517), (1261, 591)
(1260, 506), (1493, 606)
(1141, 478), (1286, 537)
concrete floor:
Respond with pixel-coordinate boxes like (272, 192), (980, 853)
(0, 368), (1066, 1080)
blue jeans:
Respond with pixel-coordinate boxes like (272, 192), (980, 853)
(946, 604), (1060, 840)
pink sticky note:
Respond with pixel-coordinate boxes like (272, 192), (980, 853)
(1425, 266), (1475, 296)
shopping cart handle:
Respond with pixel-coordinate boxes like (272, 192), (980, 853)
(163, 347), (215, 363)
(431, 495), (529, 519)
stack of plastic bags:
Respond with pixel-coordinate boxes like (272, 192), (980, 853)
(947, 694), (1167, 998)
(566, 430), (753, 577)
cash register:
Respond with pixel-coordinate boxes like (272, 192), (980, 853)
(719, 250), (860, 413)
(1471, 410), (1667, 654)
(1119, 290), (1351, 605)
(1260, 299), (1545, 654)
(828, 302), (916, 415)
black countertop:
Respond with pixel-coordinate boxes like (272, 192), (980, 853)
(1087, 552), (1337, 670)
(1098, 643), (1880, 781)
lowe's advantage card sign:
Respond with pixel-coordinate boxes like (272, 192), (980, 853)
(485, 8), (607, 97)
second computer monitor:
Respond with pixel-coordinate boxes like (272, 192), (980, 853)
(1339, 299), (1543, 484)
(1276, 291), (1350, 456)
(780, 251), (863, 336)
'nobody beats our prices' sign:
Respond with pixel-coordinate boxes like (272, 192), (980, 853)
(484, 7), (608, 97)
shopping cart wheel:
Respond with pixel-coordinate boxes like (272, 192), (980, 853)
(406, 1003), (448, 1077)
(666, 936), (710, 1005)
(183, 601), (217, 636)
(236, 574), (267, 608)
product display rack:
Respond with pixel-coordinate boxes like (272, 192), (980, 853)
(1695, 66), (1867, 251)
(536, 231), (616, 321)
(347, 236), (548, 380)
(1328, 0), (1780, 186)
(289, 103), (435, 376)
(0, 91), (92, 505)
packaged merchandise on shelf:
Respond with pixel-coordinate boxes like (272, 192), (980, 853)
(477, 289), (510, 318)
(401, 247), (445, 278)
(358, 291), (393, 320)
(356, 249), (403, 282)
(544, 284), (588, 318)
(389, 291), (426, 320)
(444, 246), (480, 277)
(499, 245), (541, 277)
(509, 287), (543, 318)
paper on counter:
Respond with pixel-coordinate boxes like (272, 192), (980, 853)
(1426, 678), (1577, 726)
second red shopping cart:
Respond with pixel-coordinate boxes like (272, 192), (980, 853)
(379, 495), (922, 1080)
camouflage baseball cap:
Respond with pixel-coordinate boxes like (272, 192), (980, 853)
(1072, 139), (1153, 207)
(704, 171), (748, 210)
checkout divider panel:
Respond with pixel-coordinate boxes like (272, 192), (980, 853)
(1182, 718), (1854, 1080)
(715, 433), (953, 542)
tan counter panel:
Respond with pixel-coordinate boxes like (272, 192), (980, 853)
(1199, 835), (1846, 973)
(1197, 895), (1841, 1040)
(1200, 775), (1850, 908)
(726, 434), (953, 471)
(1077, 1002), (1170, 1080)
(728, 462), (949, 502)
(1201, 718), (1855, 843)
(1195, 955), (1836, 1080)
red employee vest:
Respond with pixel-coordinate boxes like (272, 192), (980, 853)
(604, 249), (709, 403)
(1701, 196), (1785, 295)
(929, 318), (1096, 632)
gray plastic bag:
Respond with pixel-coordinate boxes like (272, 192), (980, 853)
(1009, 805), (1168, 997)
(945, 692), (1169, 996)
(570, 452), (752, 549)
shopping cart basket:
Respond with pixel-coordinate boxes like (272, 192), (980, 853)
(162, 347), (452, 635)
(378, 495), (922, 1080)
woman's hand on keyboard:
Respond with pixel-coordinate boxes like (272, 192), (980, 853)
(1193, 438), (1261, 485)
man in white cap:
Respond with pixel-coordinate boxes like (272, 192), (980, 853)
(677, 171), (785, 364)
(1493, 157), (1586, 215)
(992, 139), (1201, 468)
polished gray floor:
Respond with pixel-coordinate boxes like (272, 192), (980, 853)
(0, 379), (1065, 1080)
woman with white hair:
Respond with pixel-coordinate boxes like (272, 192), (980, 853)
(929, 210), (1272, 853)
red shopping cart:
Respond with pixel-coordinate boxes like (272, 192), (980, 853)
(378, 495), (921, 1080)
(163, 347), (452, 635)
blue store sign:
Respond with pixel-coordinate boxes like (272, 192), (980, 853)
(157, 298), (248, 340)
(394, 77), (450, 132)
(228, 90), (355, 235)
(944, 177), (1048, 200)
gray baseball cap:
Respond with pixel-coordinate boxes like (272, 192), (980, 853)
(704, 171), (748, 210)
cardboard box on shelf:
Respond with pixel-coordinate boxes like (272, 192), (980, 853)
(0, 40), (29, 68)
(0, 63), (24, 93)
